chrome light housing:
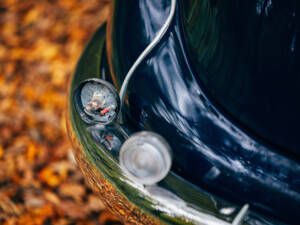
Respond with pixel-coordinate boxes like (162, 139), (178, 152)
(74, 78), (120, 125)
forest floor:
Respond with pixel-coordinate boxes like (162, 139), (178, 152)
(0, 0), (122, 224)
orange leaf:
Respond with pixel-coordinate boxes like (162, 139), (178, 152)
(26, 142), (37, 162)
(38, 168), (60, 187)
(0, 146), (3, 159)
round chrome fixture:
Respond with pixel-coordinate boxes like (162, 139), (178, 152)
(74, 78), (120, 125)
(119, 131), (172, 185)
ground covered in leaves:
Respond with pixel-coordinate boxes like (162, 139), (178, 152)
(0, 0), (123, 224)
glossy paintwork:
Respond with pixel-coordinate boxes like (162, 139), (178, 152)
(69, 24), (276, 225)
(106, 0), (300, 223)
(181, 0), (300, 157)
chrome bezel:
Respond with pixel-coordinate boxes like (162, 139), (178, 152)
(73, 78), (120, 125)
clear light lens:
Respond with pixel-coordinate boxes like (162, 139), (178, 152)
(74, 78), (120, 124)
(120, 131), (172, 185)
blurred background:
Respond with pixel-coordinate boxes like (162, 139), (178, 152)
(0, 0), (123, 224)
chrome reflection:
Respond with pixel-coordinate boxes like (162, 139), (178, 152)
(87, 124), (126, 158)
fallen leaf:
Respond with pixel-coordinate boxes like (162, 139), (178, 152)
(38, 167), (60, 187)
(57, 200), (87, 219)
(87, 194), (105, 212)
(0, 146), (3, 159)
(59, 183), (85, 202)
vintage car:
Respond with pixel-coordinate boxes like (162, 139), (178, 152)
(67, 0), (300, 224)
